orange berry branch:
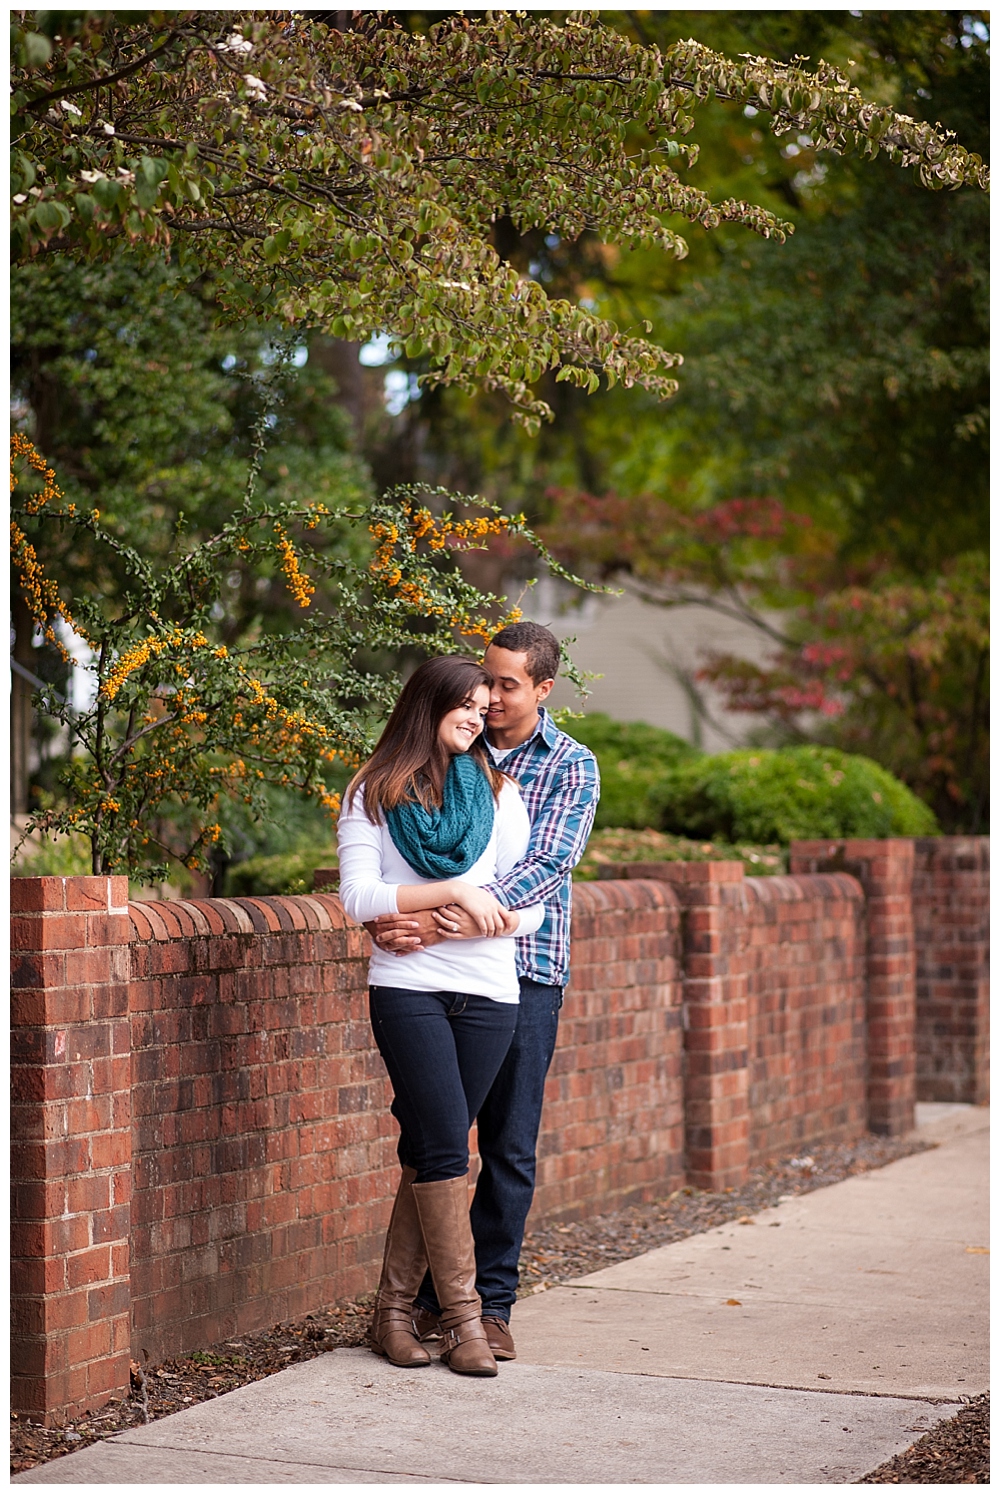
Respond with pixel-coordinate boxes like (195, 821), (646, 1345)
(11, 430), (598, 883)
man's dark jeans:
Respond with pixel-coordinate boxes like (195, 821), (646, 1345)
(369, 986), (517, 1183)
(415, 977), (563, 1321)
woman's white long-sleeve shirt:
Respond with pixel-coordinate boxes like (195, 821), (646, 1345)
(337, 778), (545, 1002)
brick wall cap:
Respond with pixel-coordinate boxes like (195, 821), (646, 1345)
(282, 900), (309, 933)
(149, 903), (190, 940)
(308, 893), (352, 928)
(228, 898), (272, 935)
(744, 872), (864, 905)
(242, 897), (285, 934)
(130, 901), (173, 941)
(790, 837), (916, 857)
(161, 901), (212, 937)
(10, 877), (67, 913)
(127, 903), (156, 942)
(164, 902), (201, 939)
(128, 892), (352, 941)
(11, 876), (130, 915)
(599, 860), (745, 886)
(67, 878), (129, 914)
(573, 878), (681, 913)
(913, 835), (989, 867)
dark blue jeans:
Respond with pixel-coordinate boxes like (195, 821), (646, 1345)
(369, 986), (518, 1183)
(415, 977), (563, 1320)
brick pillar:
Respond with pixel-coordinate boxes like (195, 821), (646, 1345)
(602, 862), (750, 1191)
(912, 837), (990, 1105)
(11, 876), (133, 1425)
(790, 840), (915, 1136)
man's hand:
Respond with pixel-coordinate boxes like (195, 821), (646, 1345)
(366, 902), (522, 952)
(365, 909), (443, 954)
(431, 904), (521, 939)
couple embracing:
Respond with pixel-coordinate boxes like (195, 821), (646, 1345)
(337, 622), (600, 1378)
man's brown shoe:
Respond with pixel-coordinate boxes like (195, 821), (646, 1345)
(483, 1317), (516, 1361)
(411, 1306), (442, 1342)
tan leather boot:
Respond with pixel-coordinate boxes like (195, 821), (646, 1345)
(368, 1167), (431, 1367)
(411, 1305), (442, 1342)
(412, 1176), (498, 1377)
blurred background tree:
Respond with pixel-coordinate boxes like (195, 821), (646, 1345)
(371, 10), (988, 830)
(376, 11), (987, 537)
(10, 252), (374, 882)
(10, 10), (988, 883)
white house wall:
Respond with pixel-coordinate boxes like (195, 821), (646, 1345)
(521, 575), (779, 752)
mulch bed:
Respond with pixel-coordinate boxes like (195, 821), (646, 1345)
(857, 1392), (989, 1484)
(11, 1130), (986, 1483)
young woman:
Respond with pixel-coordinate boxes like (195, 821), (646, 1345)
(337, 655), (544, 1378)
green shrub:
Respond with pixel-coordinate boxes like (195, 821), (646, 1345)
(652, 745), (938, 845)
(564, 712), (700, 829)
(575, 827), (786, 880)
(224, 846), (338, 898)
(11, 833), (93, 878)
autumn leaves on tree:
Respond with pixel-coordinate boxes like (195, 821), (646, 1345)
(10, 11), (990, 874)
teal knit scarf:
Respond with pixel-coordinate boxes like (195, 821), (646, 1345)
(386, 752), (495, 879)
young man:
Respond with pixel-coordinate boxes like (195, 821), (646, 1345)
(368, 620), (600, 1359)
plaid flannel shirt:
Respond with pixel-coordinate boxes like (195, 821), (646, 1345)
(486, 708), (600, 988)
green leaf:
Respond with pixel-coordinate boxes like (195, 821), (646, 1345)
(18, 154), (37, 191)
(138, 156), (166, 186)
(135, 167), (163, 210)
(92, 178), (122, 209)
(31, 200), (71, 232)
(22, 30), (52, 68)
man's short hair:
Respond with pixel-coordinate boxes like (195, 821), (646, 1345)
(489, 621), (560, 685)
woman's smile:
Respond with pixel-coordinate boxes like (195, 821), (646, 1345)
(438, 685), (491, 754)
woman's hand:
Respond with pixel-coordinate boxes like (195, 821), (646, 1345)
(432, 903), (521, 940)
(445, 882), (507, 937)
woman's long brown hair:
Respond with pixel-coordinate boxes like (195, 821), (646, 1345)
(348, 656), (506, 824)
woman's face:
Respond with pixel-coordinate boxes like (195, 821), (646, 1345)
(437, 685), (490, 755)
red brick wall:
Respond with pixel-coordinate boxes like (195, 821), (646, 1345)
(11, 877), (133, 1427)
(533, 879), (685, 1221)
(742, 874), (867, 1160)
(126, 881), (687, 1364)
(790, 840), (917, 1135)
(609, 862), (752, 1192)
(127, 893), (395, 1368)
(8, 844), (987, 1422)
(10, 877), (689, 1416)
(912, 838), (989, 1104)
(599, 863), (868, 1187)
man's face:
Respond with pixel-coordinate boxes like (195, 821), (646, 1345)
(483, 644), (554, 741)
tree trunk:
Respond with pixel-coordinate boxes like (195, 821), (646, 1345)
(309, 336), (367, 443)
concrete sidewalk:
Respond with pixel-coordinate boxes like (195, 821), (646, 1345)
(16, 1103), (988, 1485)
